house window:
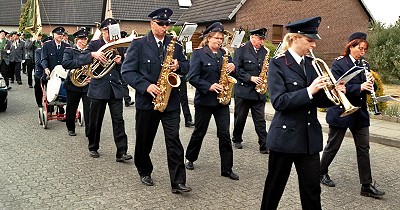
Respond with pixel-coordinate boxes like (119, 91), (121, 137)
(272, 25), (283, 44)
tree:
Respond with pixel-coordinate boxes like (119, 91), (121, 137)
(367, 21), (400, 84)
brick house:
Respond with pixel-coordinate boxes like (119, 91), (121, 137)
(177, 0), (374, 61)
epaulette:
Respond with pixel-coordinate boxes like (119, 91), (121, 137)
(65, 46), (72, 49)
(273, 53), (285, 59)
(335, 56), (344, 60)
(239, 43), (246, 48)
(193, 47), (203, 51)
(44, 40), (52, 43)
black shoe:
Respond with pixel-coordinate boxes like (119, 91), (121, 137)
(185, 161), (194, 170)
(260, 148), (269, 154)
(68, 130), (76, 136)
(89, 151), (100, 158)
(29, 85), (33, 88)
(125, 101), (135, 107)
(17, 81), (22, 85)
(140, 175), (154, 186)
(320, 174), (335, 187)
(361, 183), (385, 198)
(221, 171), (239, 180)
(233, 142), (243, 149)
(116, 154), (133, 162)
(185, 120), (195, 127)
(171, 184), (192, 194)
(7, 87), (11, 90)
(10, 81), (14, 83)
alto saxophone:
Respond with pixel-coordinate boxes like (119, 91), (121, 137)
(255, 47), (270, 94)
(152, 36), (181, 112)
(217, 49), (237, 105)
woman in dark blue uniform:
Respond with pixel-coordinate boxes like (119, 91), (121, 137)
(184, 22), (239, 181)
(62, 28), (90, 137)
(260, 17), (340, 210)
(320, 32), (385, 198)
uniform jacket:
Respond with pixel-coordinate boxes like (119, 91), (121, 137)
(34, 48), (44, 79)
(188, 46), (233, 107)
(267, 51), (333, 154)
(121, 31), (188, 111)
(41, 40), (70, 71)
(233, 41), (268, 101)
(62, 46), (88, 92)
(326, 55), (370, 128)
(79, 38), (124, 100)
(9, 39), (25, 62)
(24, 39), (35, 62)
(0, 38), (12, 64)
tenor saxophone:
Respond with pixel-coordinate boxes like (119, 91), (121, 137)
(217, 49), (237, 105)
(255, 47), (270, 94)
(152, 36), (181, 112)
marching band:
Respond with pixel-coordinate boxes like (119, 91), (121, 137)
(2, 5), (387, 208)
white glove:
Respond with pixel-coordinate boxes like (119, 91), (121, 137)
(6, 50), (10, 54)
(22, 60), (25, 63)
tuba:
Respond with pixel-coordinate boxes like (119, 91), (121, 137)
(152, 36), (181, 112)
(217, 49), (237, 105)
(309, 49), (359, 117)
(255, 47), (270, 94)
(70, 65), (90, 87)
(87, 33), (138, 79)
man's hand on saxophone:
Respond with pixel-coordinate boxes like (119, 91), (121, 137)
(168, 59), (179, 71)
(251, 76), (263, 85)
(226, 63), (235, 73)
(209, 83), (223, 94)
(147, 84), (161, 98)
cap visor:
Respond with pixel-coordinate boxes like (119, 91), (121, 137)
(304, 34), (321, 40)
(55, 31), (64, 35)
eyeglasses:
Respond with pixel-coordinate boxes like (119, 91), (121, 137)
(154, 21), (171, 27)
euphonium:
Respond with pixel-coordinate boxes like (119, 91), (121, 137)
(309, 49), (359, 117)
(255, 47), (270, 94)
(217, 49), (237, 105)
(70, 65), (90, 87)
(152, 36), (181, 112)
(88, 33), (137, 79)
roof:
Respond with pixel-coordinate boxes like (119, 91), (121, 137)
(359, 0), (375, 22)
(176, 0), (246, 25)
(0, 0), (103, 27)
(111, 0), (188, 22)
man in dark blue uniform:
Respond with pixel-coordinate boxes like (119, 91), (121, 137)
(121, 8), (191, 193)
(320, 32), (385, 198)
(0, 29), (12, 90)
(260, 17), (340, 210)
(62, 28), (90, 137)
(232, 28), (269, 154)
(119, 30), (135, 107)
(79, 18), (132, 162)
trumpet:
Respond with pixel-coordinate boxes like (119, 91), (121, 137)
(309, 49), (359, 117)
(361, 57), (381, 115)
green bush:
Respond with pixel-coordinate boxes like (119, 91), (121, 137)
(367, 21), (400, 84)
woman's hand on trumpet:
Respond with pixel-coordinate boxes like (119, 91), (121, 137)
(334, 80), (346, 94)
(307, 75), (330, 95)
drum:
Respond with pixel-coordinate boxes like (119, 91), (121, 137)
(46, 65), (68, 103)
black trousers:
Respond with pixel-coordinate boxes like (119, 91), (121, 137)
(121, 77), (133, 104)
(179, 76), (192, 122)
(232, 96), (267, 150)
(185, 105), (233, 173)
(25, 59), (34, 86)
(0, 61), (10, 87)
(261, 151), (321, 210)
(34, 77), (43, 107)
(88, 97), (128, 158)
(66, 90), (90, 136)
(9, 61), (21, 83)
(134, 109), (186, 186)
(320, 125), (372, 184)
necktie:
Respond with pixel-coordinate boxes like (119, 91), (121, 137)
(255, 49), (259, 54)
(158, 41), (163, 61)
(355, 60), (360, 66)
(300, 59), (306, 76)
(57, 45), (60, 50)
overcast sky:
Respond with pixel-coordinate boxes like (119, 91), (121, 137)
(362, 0), (399, 25)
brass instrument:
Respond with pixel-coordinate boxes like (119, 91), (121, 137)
(217, 50), (237, 105)
(309, 49), (359, 117)
(361, 57), (381, 115)
(70, 65), (90, 87)
(255, 47), (270, 94)
(88, 33), (137, 79)
(152, 36), (181, 112)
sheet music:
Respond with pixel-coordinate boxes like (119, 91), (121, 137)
(335, 66), (364, 85)
(376, 95), (400, 102)
(108, 23), (121, 41)
(178, 22), (198, 42)
(230, 30), (245, 48)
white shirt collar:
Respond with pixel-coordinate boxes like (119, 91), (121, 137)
(288, 48), (304, 65)
(349, 54), (357, 63)
(154, 37), (164, 45)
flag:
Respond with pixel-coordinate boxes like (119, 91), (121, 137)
(19, 0), (42, 38)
